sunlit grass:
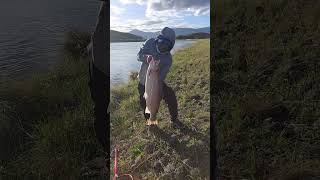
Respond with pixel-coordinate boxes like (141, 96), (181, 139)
(110, 39), (210, 179)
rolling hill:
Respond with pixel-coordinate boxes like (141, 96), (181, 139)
(129, 29), (157, 39)
(110, 30), (145, 42)
(129, 27), (210, 39)
(176, 32), (210, 39)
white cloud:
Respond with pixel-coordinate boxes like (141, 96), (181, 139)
(127, 19), (165, 26)
(118, 0), (210, 16)
(193, 7), (210, 16)
(112, 16), (179, 32)
(148, 0), (210, 16)
(148, 0), (209, 11)
(111, 5), (125, 15)
(146, 6), (184, 19)
(175, 22), (204, 29)
(111, 16), (127, 31)
(111, 0), (210, 32)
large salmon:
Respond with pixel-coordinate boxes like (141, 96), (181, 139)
(144, 55), (162, 125)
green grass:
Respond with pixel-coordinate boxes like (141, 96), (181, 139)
(0, 34), (210, 179)
(3, 59), (104, 178)
(0, 31), (104, 179)
(213, 0), (320, 179)
(110, 39), (210, 179)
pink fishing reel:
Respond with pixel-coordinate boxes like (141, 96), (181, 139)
(113, 148), (134, 180)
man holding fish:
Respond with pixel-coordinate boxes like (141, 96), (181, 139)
(137, 27), (184, 131)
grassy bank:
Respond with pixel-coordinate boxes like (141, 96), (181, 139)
(213, 0), (320, 179)
(0, 35), (210, 179)
(110, 39), (210, 179)
(0, 31), (106, 179)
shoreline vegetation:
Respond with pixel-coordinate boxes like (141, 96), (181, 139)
(176, 32), (210, 40)
(1, 30), (102, 179)
(110, 29), (211, 42)
(110, 30), (145, 42)
(0, 30), (210, 179)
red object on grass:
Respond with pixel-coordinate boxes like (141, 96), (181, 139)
(113, 148), (134, 180)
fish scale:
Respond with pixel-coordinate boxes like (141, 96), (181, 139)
(144, 56), (163, 124)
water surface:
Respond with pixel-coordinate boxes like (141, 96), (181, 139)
(0, 0), (197, 87)
(110, 39), (196, 86)
(0, 0), (100, 84)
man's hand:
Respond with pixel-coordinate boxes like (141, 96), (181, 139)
(144, 54), (154, 63)
(144, 54), (160, 63)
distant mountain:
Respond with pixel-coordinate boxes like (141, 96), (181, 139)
(176, 32), (210, 39)
(129, 27), (210, 39)
(196, 27), (210, 33)
(173, 27), (210, 36)
(129, 29), (157, 39)
(110, 30), (145, 42)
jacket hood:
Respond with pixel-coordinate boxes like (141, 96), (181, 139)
(159, 27), (176, 47)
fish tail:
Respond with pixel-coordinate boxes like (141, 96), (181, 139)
(146, 119), (158, 126)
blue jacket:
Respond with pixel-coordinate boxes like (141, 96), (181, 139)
(137, 27), (176, 85)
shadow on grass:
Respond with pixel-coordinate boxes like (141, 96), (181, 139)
(178, 122), (210, 146)
(150, 123), (210, 177)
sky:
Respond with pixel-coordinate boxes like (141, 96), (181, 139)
(110, 0), (210, 32)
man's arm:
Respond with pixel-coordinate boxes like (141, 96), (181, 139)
(137, 39), (153, 62)
(137, 46), (146, 62)
(159, 55), (172, 81)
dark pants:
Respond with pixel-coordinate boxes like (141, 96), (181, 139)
(89, 62), (109, 152)
(138, 82), (178, 122)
